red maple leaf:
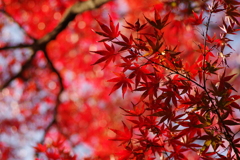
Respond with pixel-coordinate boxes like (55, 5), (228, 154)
(187, 11), (205, 25)
(110, 122), (133, 145)
(91, 42), (118, 69)
(108, 72), (133, 98)
(93, 15), (120, 41)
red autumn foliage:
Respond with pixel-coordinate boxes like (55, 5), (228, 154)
(0, 0), (240, 160)
(92, 0), (240, 159)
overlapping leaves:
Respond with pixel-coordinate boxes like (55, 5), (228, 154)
(92, 4), (240, 159)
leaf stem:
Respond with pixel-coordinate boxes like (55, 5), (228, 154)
(202, 11), (212, 88)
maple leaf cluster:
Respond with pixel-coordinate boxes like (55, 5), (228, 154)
(93, 0), (240, 159)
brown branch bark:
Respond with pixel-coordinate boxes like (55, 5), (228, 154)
(0, 44), (32, 51)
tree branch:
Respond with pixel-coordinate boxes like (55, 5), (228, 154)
(36, 0), (112, 47)
(39, 49), (64, 144)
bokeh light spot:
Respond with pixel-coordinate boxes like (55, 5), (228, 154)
(54, 12), (61, 20)
(78, 21), (86, 29)
(38, 22), (45, 30)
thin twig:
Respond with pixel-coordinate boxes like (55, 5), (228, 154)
(0, 51), (36, 90)
(39, 49), (64, 145)
(202, 11), (213, 88)
(0, 44), (32, 51)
